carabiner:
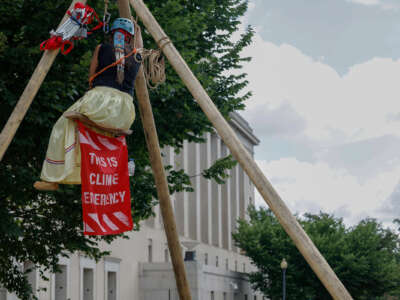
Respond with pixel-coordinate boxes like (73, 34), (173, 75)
(103, 12), (111, 33)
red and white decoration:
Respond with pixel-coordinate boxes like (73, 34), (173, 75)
(40, 2), (103, 55)
(78, 122), (133, 235)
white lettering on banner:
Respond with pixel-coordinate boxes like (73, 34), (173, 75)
(107, 157), (118, 167)
(88, 152), (118, 168)
(118, 191), (126, 202)
(89, 173), (119, 186)
(83, 191), (127, 205)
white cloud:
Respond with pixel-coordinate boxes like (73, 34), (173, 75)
(242, 33), (400, 144)
(247, 0), (256, 12)
(346, 0), (400, 10)
(241, 30), (400, 225)
(347, 0), (381, 6)
(254, 158), (400, 226)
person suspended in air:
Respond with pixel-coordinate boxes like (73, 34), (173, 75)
(34, 18), (142, 191)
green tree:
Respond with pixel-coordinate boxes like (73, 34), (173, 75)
(0, 0), (253, 298)
(233, 207), (400, 300)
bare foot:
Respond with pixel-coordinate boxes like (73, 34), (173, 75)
(33, 181), (59, 191)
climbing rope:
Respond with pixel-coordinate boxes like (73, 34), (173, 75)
(131, 18), (166, 89)
(137, 48), (166, 89)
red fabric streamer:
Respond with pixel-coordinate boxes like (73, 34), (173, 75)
(40, 37), (74, 55)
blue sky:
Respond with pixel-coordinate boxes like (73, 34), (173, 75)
(248, 0), (400, 74)
(240, 0), (400, 227)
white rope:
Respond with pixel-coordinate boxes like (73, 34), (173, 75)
(136, 48), (166, 89)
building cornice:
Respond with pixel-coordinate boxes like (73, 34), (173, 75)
(229, 112), (260, 146)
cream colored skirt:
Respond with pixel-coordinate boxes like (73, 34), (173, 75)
(40, 86), (135, 184)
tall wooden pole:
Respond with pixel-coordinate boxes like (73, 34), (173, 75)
(129, 1), (353, 299)
(117, 1), (192, 299)
(0, 0), (86, 162)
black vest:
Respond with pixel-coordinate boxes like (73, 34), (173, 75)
(91, 43), (141, 96)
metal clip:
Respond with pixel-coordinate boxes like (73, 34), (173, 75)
(103, 12), (111, 33)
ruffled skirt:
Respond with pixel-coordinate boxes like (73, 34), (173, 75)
(40, 86), (135, 184)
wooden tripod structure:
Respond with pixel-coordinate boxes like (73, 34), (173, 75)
(0, 0), (354, 299)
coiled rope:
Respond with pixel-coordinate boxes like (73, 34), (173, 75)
(131, 16), (166, 90)
(136, 48), (166, 89)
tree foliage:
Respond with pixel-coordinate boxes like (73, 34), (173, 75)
(0, 0), (253, 298)
(233, 207), (400, 300)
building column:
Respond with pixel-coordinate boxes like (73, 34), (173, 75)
(183, 140), (189, 237)
(239, 167), (245, 220)
(217, 137), (222, 248)
(221, 144), (232, 250)
(235, 164), (241, 252)
(211, 133), (222, 248)
(195, 142), (202, 241)
(188, 141), (199, 240)
(243, 173), (251, 221)
(200, 132), (212, 244)
(175, 141), (189, 237)
(206, 133), (213, 244)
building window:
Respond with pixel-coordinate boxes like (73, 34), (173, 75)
(0, 288), (6, 300)
(235, 260), (237, 271)
(80, 256), (96, 300)
(216, 256), (219, 267)
(52, 257), (70, 300)
(223, 292), (227, 300)
(148, 239), (153, 263)
(83, 269), (94, 300)
(225, 258), (229, 270)
(243, 263), (246, 272)
(55, 265), (68, 300)
(211, 291), (215, 300)
(244, 295), (248, 300)
(104, 258), (120, 300)
(164, 248), (169, 262)
(205, 253), (208, 265)
(254, 296), (257, 300)
(107, 271), (117, 300)
(24, 262), (37, 297)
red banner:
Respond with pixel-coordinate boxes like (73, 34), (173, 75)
(78, 122), (133, 235)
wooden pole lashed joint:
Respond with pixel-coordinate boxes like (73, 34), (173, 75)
(129, 1), (354, 299)
(156, 36), (172, 51)
(117, 1), (192, 299)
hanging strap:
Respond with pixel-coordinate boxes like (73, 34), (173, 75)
(103, 0), (111, 33)
(89, 47), (138, 89)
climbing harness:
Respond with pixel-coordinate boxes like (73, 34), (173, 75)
(40, 2), (103, 55)
(89, 48), (138, 89)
